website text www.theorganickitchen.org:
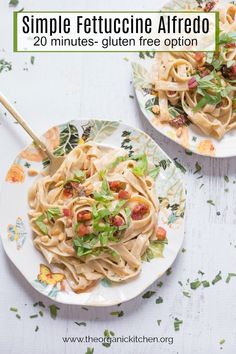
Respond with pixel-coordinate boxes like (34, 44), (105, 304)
(62, 335), (174, 345)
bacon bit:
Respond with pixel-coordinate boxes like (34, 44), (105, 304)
(77, 210), (92, 221)
(169, 114), (188, 128)
(77, 224), (90, 237)
(63, 189), (73, 199)
(63, 208), (71, 217)
(195, 52), (204, 62)
(204, 1), (216, 12)
(156, 226), (167, 241)
(221, 64), (236, 79)
(225, 42), (236, 48)
(168, 91), (176, 95)
(118, 190), (131, 200)
(110, 215), (124, 227)
(231, 65), (236, 75)
(198, 67), (210, 78)
(108, 181), (126, 192)
(131, 203), (149, 220)
(188, 77), (198, 89)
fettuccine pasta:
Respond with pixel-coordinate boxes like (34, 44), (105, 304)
(151, 2), (236, 139)
(28, 143), (166, 292)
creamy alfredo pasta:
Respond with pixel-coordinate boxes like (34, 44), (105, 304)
(28, 143), (166, 292)
(152, 2), (236, 139)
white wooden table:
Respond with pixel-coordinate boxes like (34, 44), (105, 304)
(0, 1), (236, 353)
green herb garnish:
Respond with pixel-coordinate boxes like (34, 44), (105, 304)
(35, 214), (48, 235)
(226, 272), (236, 283)
(148, 166), (160, 179)
(212, 271), (222, 285)
(132, 154), (148, 177)
(46, 207), (61, 221)
(142, 290), (156, 299)
(155, 296), (163, 304)
(110, 311), (124, 317)
(174, 318), (183, 331)
(190, 279), (201, 290)
(49, 304), (60, 319)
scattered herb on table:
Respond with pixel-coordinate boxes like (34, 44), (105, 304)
(10, 307), (18, 312)
(129, 95), (134, 99)
(226, 273), (236, 283)
(166, 267), (172, 276)
(183, 291), (191, 298)
(224, 175), (229, 183)
(142, 290), (156, 299)
(157, 281), (163, 287)
(212, 271), (222, 285)
(207, 200), (215, 206)
(49, 304), (60, 319)
(30, 314), (38, 319)
(35, 325), (39, 332)
(219, 339), (225, 345)
(16, 314), (21, 319)
(193, 162), (202, 174)
(103, 329), (115, 348)
(173, 158), (187, 174)
(85, 348), (94, 354)
(182, 248), (186, 253)
(30, 56), (35, 65)
(110, 311), (124, 317)
(174, 318), (183, 331)
(9, 0), (19, 7)
(0, 59), (12, 73)
(190, 279), (201, 290)
(75, 321), (87, 326)
(216, 211), (221, 216)
(39, 310), (43, 317)
(202, 280), (210, 288)
(198, 270), (205, 276)
(157, 320), (162, 326)
(82, 306), (88, 311)
(156, 297), (163, 304)
(178, 281), (183, 287)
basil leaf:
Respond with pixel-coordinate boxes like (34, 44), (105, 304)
(35, 214), (48, 235)
(46, 207), (61, 221)
(132, 154), (148, 177)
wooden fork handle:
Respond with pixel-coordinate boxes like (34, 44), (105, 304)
(0, 93), (52, 158)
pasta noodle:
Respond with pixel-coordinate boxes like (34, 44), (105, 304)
(28, 143), (164, 292)
(151, 2), (236, 139)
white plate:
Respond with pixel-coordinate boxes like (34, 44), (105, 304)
(132, 0), (235, 158)
(0, 119), (185, 306)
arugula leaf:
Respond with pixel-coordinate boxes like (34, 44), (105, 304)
(132, 154), (148, 177)
(46, 207), (61, 221)
(112, 200), (127, 216)
(35, 214), (48, 235)
(219, 32), (236, 44)
(93, 191), (113, 202)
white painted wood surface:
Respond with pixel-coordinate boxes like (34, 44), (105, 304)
(0, 1), (236, 353)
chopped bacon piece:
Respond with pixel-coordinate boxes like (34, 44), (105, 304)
(131, 203), (149, 221)
(110, 215), (124, 227)
(199, 68), (210, 78)
(225, 43), (236, 48)
(118, 190), (130, 200)
(77, 210), (92, 221)
(169, 114), (188, 128)
(63, 189), (73, 199)
(108, 181), (126, 192)
(156, 227), (167, 241)
(63, 208), (71, 217)
(77, 223), (90, 237)
(188, 77), (198, 89)
(195, 52), (204, 62)
(231, 65), (236, 75)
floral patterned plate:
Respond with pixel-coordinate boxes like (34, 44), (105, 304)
(132, 0), (235, 158)
(0, 120), (185, 306)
